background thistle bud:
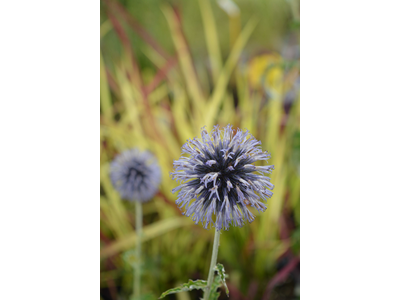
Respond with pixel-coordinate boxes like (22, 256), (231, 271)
(110, 149), (161, 202)
(171, 125), (275, 231)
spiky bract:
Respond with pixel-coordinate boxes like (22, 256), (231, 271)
(171, 125), (274, 231)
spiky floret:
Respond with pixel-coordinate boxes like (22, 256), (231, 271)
(171, 125), (274, 231)
(110, 149), (161, 202)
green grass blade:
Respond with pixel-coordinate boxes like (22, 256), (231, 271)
(100, 52), (113, 121)
(205, 17), (258, 128)
(100, 218), (193, 259)
(162, 5), (205, 109)
(198, 0), (222, 84)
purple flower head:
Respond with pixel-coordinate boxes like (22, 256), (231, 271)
(110, 149), (161, 202)
(171, 125), (274, 231)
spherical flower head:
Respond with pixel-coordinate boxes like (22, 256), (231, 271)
(110, 149), (161, 202)
(171, 125), (274, 231)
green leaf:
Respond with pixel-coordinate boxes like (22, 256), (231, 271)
(203, 263), (230, 300)
(159, 280), (208, 299)
(208, 287), (221, 300)
(209, 276), (222, 300)
(215, 263), (229, 296)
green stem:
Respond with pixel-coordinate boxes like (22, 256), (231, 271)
(204, 229), (221, 300)
(134, 201), (142, 299)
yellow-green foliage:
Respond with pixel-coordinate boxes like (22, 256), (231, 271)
(101, 1), (299, 298)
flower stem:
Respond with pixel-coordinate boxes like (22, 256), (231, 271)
(134, 201), (142, 299)
(204, 228), (221, 300)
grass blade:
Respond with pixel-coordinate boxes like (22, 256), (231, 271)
(198, 0), (222, 84)
(205, 17), (258, 128)
(100, 218), (193, 259)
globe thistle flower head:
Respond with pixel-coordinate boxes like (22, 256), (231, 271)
(110, 149), (161, 202)
(171, 125), (274, 231)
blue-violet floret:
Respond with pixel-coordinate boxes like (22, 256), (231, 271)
(171, 125), (274, 231)
(110, 149), (161, 202)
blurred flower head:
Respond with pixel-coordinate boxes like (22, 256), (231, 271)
(171, 125), (274, 231)
(110, 149), (161, 202)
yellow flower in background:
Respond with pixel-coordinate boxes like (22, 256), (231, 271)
(248, 53), (288, 98)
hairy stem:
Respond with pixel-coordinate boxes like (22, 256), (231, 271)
(204, 229), (221, 300)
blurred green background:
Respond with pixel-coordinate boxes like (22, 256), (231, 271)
(100, 0), (299, 299)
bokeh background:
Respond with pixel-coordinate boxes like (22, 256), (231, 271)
(100, 0), (300, 299)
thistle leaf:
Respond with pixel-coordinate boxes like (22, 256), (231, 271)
(208, 288), (221, 300)
(159, 280), (208, 299)
(209, 276), (222, 300)
(214, 263), (229, 296)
